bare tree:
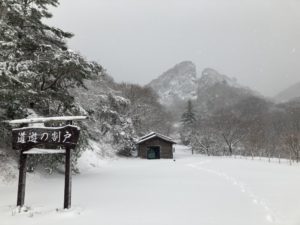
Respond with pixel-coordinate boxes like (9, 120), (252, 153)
(191, 130), (215, 156)
(284, 134), (300, 162)
(280, 103), (300, 162)
(190, 118), (222, 156)
(244, 119), (266, 160)
(212, 109), (248, 156)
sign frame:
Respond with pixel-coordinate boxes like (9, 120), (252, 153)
(7, 116), (87, 210)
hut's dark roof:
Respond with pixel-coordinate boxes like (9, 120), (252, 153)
(137, 132), (177, 144)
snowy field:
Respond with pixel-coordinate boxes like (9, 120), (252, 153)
(1, 145), (300, 225)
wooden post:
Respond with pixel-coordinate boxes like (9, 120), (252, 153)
(17, 152), (27, 207)
(64, 147), (72, 209)
(64, 120), (72, 209)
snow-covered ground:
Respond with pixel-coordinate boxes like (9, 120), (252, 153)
(1, 145), (300, 225)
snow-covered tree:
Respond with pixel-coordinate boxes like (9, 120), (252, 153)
(69, 75), (138, 157)
(190, 118), (221, 156)
(118, 83), (173, 136)
(180, 100), (196, 146)
(0, 0), (101, 118)
(181, 100), (196, 125)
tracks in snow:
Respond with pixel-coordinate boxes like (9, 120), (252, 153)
(187, 160), (282, 224)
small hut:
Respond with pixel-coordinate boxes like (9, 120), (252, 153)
(136, 132), (176, 159)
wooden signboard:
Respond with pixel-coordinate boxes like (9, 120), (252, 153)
(12, 125), (80, 151)
(8, 116), (87, 210)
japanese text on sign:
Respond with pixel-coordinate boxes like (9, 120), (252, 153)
(12, 125), (80, 151)
(17, 131), (72, 144)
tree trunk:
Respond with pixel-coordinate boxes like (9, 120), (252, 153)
(259, 152), (261, 160)
(228, 145), (232, 156)
(206, 148), (210, 156)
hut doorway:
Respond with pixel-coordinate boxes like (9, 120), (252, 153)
(147, 146), (160, 159)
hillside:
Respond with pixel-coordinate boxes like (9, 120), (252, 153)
(274, 81), (300, 103)
(196, 68), (258, 114)
(70, 74), (136, 157)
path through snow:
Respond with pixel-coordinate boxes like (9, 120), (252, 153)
(187, 161), (280, 223)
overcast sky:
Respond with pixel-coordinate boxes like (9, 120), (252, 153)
(49, 0), (300, 97)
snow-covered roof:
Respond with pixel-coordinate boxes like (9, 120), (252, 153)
(6, 116), (88, 125)
(23, 148), (66, 154)
(137, 132), (176, 144)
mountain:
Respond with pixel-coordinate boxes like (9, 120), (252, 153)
(196, 68), (257, 113)
(148, 61), (198, 105)
(274, 82), (300, 103)
(198, 68), (240, 90)
(148, 61), (257, 112)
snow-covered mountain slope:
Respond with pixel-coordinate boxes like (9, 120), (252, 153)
(196, 68), (258, 113)
(148, 61), (197, 105)
(274, 81), (300, 103)
(198, 68), (240, 90)
(148, 61), (257, 109)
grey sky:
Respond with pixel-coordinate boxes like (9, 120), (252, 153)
(49, 0), (300, 97)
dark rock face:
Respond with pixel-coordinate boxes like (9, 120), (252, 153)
(148, 61), (198, 105)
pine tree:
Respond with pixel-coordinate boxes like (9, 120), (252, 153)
(0, 0), (102, 118)
(181, 100), (196, 125)
(180, 100), (196, 147)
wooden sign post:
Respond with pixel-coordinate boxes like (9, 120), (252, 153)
(8, 116), (87, 209)
(17, 153), (27, 207)
(64, 120), (72, 209)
